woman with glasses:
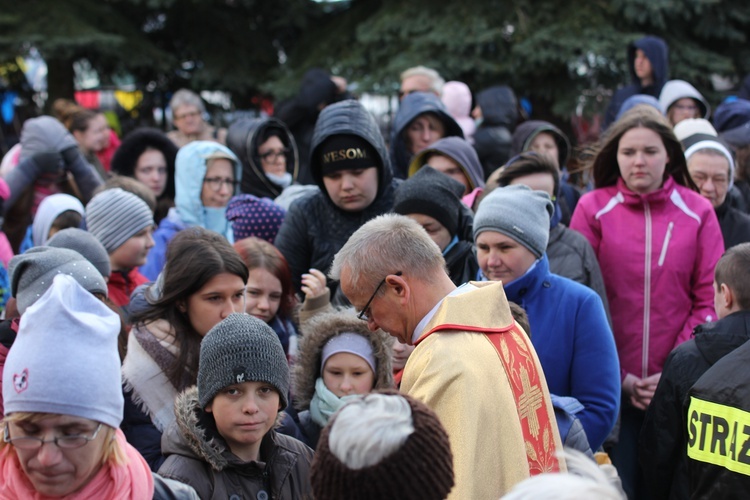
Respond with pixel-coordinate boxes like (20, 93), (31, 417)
(659, 80), (710, 127)
(167, 89), (227, 148)
(121, 228), (249, 471)
(0, 275), (198, 498)
(140, 141), (240, 281)
(227, 117), (299, 200)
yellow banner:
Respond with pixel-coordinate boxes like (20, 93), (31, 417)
(687, 396), (750, 476)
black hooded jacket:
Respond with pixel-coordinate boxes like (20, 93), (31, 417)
(473, 85), (518, 179)
(274, 99), (399, 297)
(510, 120), (582, 225)
(640, 311), (750, 500)
(604, 36), (670, 129)
(389, 92), (463, 179)
(226, 117), (299, 199)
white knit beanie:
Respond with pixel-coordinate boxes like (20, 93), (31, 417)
(3, 275), (124, 427)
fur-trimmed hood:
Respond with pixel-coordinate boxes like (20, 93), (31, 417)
(292, 308), (393, 411)
(162, 386), (233, 471)
(162, 386), (290, 471)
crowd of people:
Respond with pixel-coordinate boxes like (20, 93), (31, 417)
(1, 33), (750, 499)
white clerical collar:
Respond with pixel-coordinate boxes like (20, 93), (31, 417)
(412, 282), (478, 344)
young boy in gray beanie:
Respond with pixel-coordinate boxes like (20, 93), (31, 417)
(85, 187), (155, 308)
(158, 313), (314, 499)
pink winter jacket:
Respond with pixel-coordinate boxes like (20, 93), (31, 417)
(570, 176), (723, 380)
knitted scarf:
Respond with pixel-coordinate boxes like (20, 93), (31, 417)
(309, 377), (359, 427)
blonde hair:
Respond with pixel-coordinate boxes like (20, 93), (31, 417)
(1, 412), (127, 466)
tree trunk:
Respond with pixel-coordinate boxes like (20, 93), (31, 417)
(45, 56), (76, 112)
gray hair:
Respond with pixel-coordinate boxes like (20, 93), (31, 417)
(328, 393), (415, 469)
(501, 450), (626, 499)
(329, 214), (446, 292)
(170, 89), (206, 115)
(400, 66), (445, 95)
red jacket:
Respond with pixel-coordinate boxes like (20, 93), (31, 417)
(570, 177), (723, 379)
(108, 268), (149, 308)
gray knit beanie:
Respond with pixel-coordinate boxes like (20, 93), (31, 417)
(473, 184), (554, 258)
(85, 188), (154, 252)
(198, 313), (290, 409)
(8, 246), (108, 315)
(47, 227), (112, 278)
(3, 274), (123, 427)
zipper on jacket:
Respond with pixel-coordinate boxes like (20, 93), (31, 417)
(642, 201), (652, 379)
(657, 221), (674, 267)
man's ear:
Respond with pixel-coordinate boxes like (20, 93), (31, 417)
(386, 273), (409, 303)
(721, 283), (734, 311)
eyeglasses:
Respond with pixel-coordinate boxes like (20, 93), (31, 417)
(203, 177), (238, 192)
(4, 423), (103, 450)
(357, 271), (402, 321)
(673, 103), (699, 112)
(259, 148), (289, 162)
(174, 110), (201, 121)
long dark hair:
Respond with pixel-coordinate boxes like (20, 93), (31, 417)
(131, 227), (248, 389)
(587, 105), (698, 192)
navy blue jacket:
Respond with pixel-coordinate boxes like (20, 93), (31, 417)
(604, 36), (670, 128)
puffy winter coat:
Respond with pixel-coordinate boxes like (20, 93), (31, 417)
(159, 387), (314, 499)
(570, 176), (723, 380)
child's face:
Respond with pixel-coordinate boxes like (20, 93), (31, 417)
(109, 226), (155, 272)
(245, 267), (282, 323)
(206, 381), (280, 462)
(323, 352), (376, 398)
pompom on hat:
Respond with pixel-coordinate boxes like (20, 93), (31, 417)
(311, 390), (454, 500)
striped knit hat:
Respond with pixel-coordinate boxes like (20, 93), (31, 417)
(311, 390), (454, 500)
(85, 188), (154, 252)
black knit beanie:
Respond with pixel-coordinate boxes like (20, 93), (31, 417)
(311, 390), (454, 500)
(393, 166), (465, 237)
(317, 134), (380, 176)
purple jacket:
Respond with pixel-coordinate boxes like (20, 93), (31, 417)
(570, 176), (723, 380)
